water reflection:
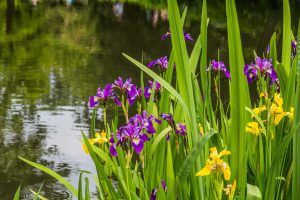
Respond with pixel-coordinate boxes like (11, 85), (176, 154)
(113, 2), (124, 21)
(0, 0), (299, 199)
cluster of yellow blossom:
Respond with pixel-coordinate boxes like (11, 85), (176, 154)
(246, 122), (263, 136)
(196, 147), (231, 180)
(270, 93), (294, 125)
(82, 131), (108, 154)
(246, 93), (294, 136)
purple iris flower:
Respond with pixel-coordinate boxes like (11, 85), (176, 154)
(109, 137), (118, 157)
(161, 29), (193, 41)
(175, 123), (187, 136)
(255, 57), (273, 71)
(88, 96), (99, 108)
(144, 81), (161, 100)
(113, 77), (132, 92)
(183, 31), (193, 41)
(109, 111), (161, 156)
(96, 84), (113, 100)
(160, 113), (175, 126)
(292, 40), (297, 58)
(244, 64), (259, 84)
(149, 81), (161, 91)
(127, 84), (140, 105)
(292, 40), (297, 49)
(244, 57), (279, 90)
(147, 56), (168, 71)
(109, 128), (129, 157)
(144, 87), (151, 99)
(161, 29), (171, 40)
(150, 180), (167, 200)
(130, 110), (161, 134)
(150, 189), (157, 200)
(88, 83), (122, 108)
(113, 77), (140, 105)
(112, 95), (122, 107)
(109, 124), (149, 155)
(122, 123), (149, 154)
(208, 60), (231, 79)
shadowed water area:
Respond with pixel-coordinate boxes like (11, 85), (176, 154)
(0, 0), (299, 199)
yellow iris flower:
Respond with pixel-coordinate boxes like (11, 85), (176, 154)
(251, 106), (266, 117)
(274, 93), (283, 107)
(246, 122), (262, 136)
(270, 94), (294, 125)
(82, 130), (108, 154)
(93, 131), (109, 144)
(196, 147), (231, 180)
(82, 139), (95, 154)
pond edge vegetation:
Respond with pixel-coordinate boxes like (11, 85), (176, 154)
(15, 0), (300, 199)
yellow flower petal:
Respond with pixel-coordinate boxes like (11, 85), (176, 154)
(219, 150), (231, 157)
(95, 132), (101, 138)
(222, 162), (231, 180)
(196, 147), (232, 181)
(209, 147), (219, 159)
(93, 130), (108, 144)
(82, 139), (95, 154)
(196, 165), (211, 177)
(252, 106), (266, 117)
(246, 122), (262, 136)
(100, 130), (107, 138)
(270, 103), (283, 115)
(200, 127), (204, 136)
(210, 147), (217, 152)
(274, 93), (283, 107)
(259, 92), (265, 98)
(82, 144), (89, 154)
(231, 180), (236, 195)
(229, 180), (236, 199)
(274, 112), (287, 125)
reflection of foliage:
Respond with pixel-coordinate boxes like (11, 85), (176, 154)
(0, 1), (106, 198)
(0, 1), (105, 105)
(98, 0), (167, 9)
(44, 7), (103, 54)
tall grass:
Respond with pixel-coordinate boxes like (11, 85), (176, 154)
(15, 0), (299, 199)
(292, 20), (300, 200)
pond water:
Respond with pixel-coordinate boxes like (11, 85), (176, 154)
(0, 0), (299, 199)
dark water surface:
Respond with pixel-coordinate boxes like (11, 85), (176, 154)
(0, 0), (299, 199)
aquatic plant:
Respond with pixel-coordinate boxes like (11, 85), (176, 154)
(17, 0), (300, 199)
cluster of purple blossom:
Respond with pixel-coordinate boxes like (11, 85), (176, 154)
(244, 56), (279, 90)
(109, 110), (162, 156)
(207, 60), (231, 79)
(144, 81), (161, 100)
(147, 29), (193, 71)
(160, 113), (187, 139)
(108, 112), (187, 157)
(88, 77), (162, 108)
(147, 56), (169, 71)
